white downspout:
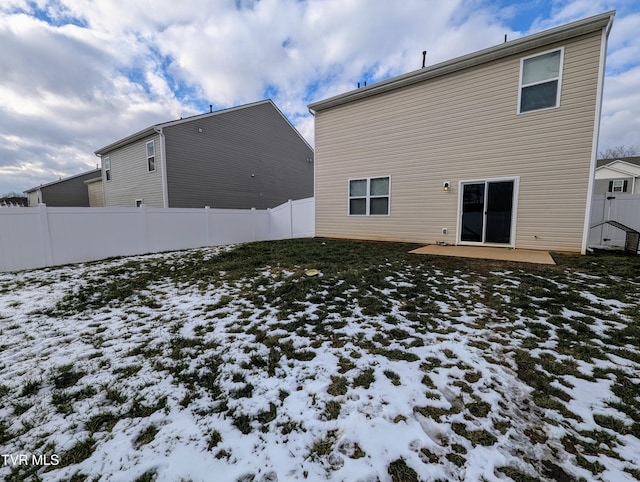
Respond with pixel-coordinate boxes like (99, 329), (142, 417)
(582, 13), (614, 254)
(154, 127), (169, 208)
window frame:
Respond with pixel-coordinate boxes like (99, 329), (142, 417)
(348, 176), (391, 216)
(517, 47), (564, 114)
(610, 179), (628, 193)
(103, 156), (111, 181)
(146, 140), (156, 172)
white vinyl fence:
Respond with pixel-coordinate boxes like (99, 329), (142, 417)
(0, 197), (314, 272)
(589, 193), (640, 249)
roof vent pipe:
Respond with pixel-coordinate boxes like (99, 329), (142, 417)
(209, 104), (213, 113)
(504, 34), (507, 42)
(422, 50), (427, 68)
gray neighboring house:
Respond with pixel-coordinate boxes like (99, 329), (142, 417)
(94, 99), (314, 209)
(25, 169), (101, 207)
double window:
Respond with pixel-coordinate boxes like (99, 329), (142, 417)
(349, 176), (390, 215)
(519, 48), (563, 113)
(103, 156), (111, 181)
(146, 141), (156, 172)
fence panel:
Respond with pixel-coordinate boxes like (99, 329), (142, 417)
(589, 194), (640, 248)
(0, 198), (314, 272)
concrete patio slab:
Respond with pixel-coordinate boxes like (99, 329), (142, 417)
(410, 244), (556, 265)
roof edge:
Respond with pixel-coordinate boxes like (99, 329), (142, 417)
(24, 168), (101, 193)
(308, 10), (615, 112)
(94, 99), (276, 156)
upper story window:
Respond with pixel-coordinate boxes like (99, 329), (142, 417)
(609, 180), (628, 193)
(349, 176), (390, 216)
(103, 156), (111, 181)
(146, 141), (156, 172)
(518, 48), (563, 113)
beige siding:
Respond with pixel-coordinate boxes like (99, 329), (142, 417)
(102, 134), (165, 207)
(315, 31), (603, 252)
(87, 180), (104, 207)
(27, 190), (40, 206)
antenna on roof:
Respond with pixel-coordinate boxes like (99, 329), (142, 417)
(422, 50), (427, 68)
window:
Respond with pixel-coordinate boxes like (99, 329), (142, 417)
(519, 48), (563, 113)
(609, 180), (628, 193)
(348, 176), (390, 215)
(103, 156), (111, 181)
(146, 141), (156, 172)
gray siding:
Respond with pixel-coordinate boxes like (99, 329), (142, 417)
(26, 170), (100, 207)
(102, 134), (165, 207)
(163, 102), (313, 209)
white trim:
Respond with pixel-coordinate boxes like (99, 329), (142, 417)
(347, 175), (391, 216)
(582, 18), (613, 255)
(456, 176), (520, 248)
(517, 47), (565, 114)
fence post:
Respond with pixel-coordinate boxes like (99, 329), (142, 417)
(138, 204), (149, 254)
(38, 203), (54, 267)
(204, 206), (211, 246)
(251, 208), (256, 241)
(288, 199), (294, 239)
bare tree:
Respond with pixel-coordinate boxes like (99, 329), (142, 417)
(598, 145), (640, 159)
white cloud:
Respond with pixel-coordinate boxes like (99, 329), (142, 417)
(0, 0), (637, 195)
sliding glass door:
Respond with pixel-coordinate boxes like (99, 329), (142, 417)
(461, 179), (515, 245)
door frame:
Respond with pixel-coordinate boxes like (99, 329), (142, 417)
(456, 176), (520, 248)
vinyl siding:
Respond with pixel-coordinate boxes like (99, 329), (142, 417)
(87, 179), (104, 207)
(26, 170), (99, 207)
(102, 134), (165, 207)
(315, 30), (603, 252)
(163, 102), (313, 209)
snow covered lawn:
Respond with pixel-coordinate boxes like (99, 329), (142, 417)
(0, 238), (639, 482)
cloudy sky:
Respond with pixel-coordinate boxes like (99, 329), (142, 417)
(0, 0), (638, 196)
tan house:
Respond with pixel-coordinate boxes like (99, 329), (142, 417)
(309, 11), (615, 254)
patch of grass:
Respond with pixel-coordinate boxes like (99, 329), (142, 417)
(58, 437), (96, 468)
(497, 466), (542, 482)
(353, 368), (375, 389)
(134, 425), (160, 448)
(388, 458), (419, 482)
(324, 400), (342, 420)
(52, 364), (86, 389)
(232, 413), (252, 435)
(384, 370), (401, 386)
(207, 430), (222, 450)
(86, 411), (121, 433)
(445, 452), (466, 467)
(20, 379), (42, 397)
(309, 430), (338, 460)
(451, 422), (497, 447)
(256, 402), (278, 425)
(327, 376), (348, 396)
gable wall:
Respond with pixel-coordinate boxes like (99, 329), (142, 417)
(163, 102), (313, 209)
(102, 133), (165, 207)
(314, 30), (603, 252)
